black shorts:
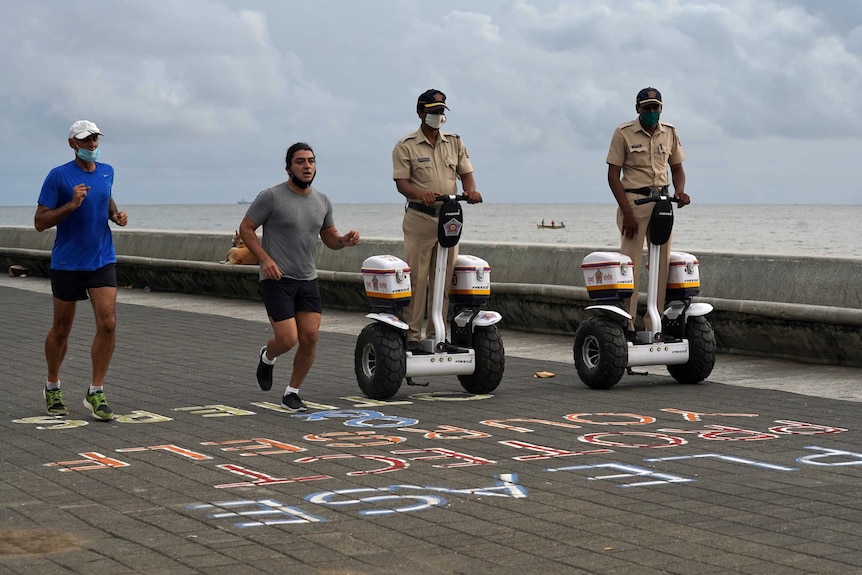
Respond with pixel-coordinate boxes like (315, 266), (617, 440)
(50, 264), (118, 302)
(260, 277), (322, 322)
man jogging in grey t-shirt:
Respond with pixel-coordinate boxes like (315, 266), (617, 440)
(238, 142), (360, 412)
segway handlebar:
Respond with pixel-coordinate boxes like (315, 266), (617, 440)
(433, 194), (480, 204)
(634, 194), (679, 206)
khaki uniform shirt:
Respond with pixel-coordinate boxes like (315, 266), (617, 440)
(392, 128), (473, 195)
(606, 119), (685, 189)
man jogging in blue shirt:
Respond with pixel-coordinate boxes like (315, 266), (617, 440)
(35, 120), (128, 420)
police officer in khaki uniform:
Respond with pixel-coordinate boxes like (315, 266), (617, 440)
(392, 89), (482, 348)
(606, 87), (690, 334)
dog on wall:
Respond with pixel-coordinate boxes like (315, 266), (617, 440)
(224, 230), (259, 265)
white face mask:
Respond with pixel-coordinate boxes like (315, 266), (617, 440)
(424, 113), (445, 130)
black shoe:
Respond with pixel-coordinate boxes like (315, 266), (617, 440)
(256, 346), (273, 391)
(281, 392), (307, 412)
(407, 341), (421, 352)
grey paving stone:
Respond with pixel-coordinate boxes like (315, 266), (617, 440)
(2, 284), (861, 575)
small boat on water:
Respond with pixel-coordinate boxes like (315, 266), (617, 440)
(537, 221), (565, 229)
(237, 198), (251, 205)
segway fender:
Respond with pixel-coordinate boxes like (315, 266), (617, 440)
(472, 310), (502, 327)
(365, 312), (409, 331)
(585, 304), (632, 320)
(685, 302), (713, 317)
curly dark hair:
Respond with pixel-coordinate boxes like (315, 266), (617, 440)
(285, 142), (314, 168)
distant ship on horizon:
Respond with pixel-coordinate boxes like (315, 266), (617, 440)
(237, 198), (251, 204)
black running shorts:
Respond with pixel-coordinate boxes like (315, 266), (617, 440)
(260, 277), (322, 322)
(50, 264), (118, 302)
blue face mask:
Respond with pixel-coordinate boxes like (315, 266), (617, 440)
(639, 111), (660, 128)
(76, 147), (100, 162)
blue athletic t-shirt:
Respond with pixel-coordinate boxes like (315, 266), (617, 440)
(38, 160), (117, 271)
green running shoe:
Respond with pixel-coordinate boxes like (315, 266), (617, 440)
(43, 388), (69, 416)
(83, 390), (115, 421)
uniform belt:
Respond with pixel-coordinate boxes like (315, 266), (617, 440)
(625, 186), (669, 196)
(407, 202), (440, 216)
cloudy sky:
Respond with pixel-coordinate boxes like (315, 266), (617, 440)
(1, 0), (861, 207)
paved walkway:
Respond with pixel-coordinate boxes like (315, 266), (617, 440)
(1, 275), (860, 575)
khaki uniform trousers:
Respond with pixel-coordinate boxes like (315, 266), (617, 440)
(617, 194), (671, 330)
(402, 207), (458, 342)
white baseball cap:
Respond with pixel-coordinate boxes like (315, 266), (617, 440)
(68, 120), (103, 140)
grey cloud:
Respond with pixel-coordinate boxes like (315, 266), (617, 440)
(1, 0), (861, 206)
(1, 2), (299, 140)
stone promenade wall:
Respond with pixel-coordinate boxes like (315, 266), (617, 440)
(2, 226), (860, 367)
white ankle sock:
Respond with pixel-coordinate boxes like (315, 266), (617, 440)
(285, 386), (300, 396)
(89, 386), (102, 395)
(46, 381), (60, 391)
(262, 348), (276, 365)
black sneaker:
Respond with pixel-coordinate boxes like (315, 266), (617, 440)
(256, 346), (273, 391)
(281, 392), (307, 412)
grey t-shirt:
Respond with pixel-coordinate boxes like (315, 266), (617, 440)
(245, 182), (334, 281)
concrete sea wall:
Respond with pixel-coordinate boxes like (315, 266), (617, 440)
(1, 226), (860, 367)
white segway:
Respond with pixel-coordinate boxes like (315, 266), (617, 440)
(573, 193), (716, 389)
(354, 195), (505, 400)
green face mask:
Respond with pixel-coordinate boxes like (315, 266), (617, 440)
(640, 111), (660, 127)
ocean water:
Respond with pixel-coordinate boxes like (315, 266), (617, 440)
(1, 202), (860, 258)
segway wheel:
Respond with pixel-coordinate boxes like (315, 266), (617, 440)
(458, 326), (505, 394)
(573, 316), (627, 389)
(667, 316), (716, 384)
(355, 323), (406, 400)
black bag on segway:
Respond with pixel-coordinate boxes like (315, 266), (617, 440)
(648, 199), (674, 246)
(437, 198), (464, 248)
